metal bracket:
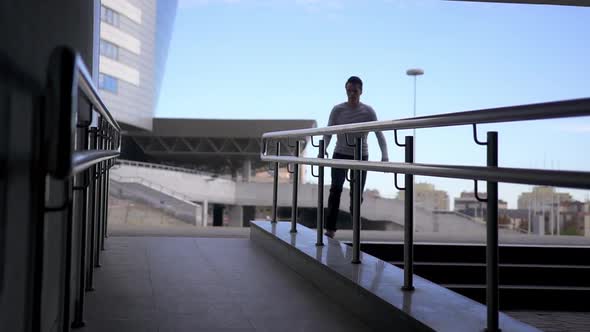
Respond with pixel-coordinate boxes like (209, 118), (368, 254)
(73, 170), (90, 190)
(76, 97), (93, 128)
(261, 139), (268, 155)
(394, 130), (406, 147)
(474, 180), (488, 202)
(310, 136), (320, 147)
(287, 164), (295, 174)
(345, 169), (353, 182)
(95, 164), (108, 178)
(473, 124), (488, 146)
(45, 202), (69, 212)
(394, 173), (405, 191)
(310, 165), (319, 178)
(76, 120), (92, 128)
(45, 181), (71, 212)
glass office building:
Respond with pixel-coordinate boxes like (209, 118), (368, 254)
(98, 0), (178, 130)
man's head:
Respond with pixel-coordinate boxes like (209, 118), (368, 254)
(345, 76), (363, 106)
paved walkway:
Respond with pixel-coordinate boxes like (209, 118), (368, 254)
(506, 311), (590, 332)
(108, 223), (590, 246)
(83, 236), (371, 332)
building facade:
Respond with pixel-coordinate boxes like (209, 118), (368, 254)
(397, 182), (450, 211)
(98, 0), (178, 130)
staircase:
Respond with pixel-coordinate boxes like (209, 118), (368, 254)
(109, 175), (203, 226)
(356, 242), (590, 311)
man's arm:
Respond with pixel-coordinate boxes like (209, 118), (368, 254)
(375, 131), (389, 162)
(321, 107), (337, 157)
(369, 106), (389, 161)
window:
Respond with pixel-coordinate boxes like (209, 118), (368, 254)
(100, 39), (119, 60)
(99, 73), (118, 93)
(100, 5), (120, 27)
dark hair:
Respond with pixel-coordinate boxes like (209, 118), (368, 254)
(346, 76), (363, 90)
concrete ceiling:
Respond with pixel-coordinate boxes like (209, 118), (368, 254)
(447, 0), (590, 6)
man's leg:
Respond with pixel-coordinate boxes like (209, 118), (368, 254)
(349, 155), (369, 214)
(325, 166), (346, 232)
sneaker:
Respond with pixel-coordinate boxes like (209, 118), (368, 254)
(325, 230), (336, 238)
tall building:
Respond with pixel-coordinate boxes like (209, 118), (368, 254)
(585, 201), (590, 237)
(98, 0), (178, 130)
(397, 182), (450, 211)
(517, 187), (583, 235)
(517, 186), (572, 210)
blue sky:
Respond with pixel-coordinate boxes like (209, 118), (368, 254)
(157, 0), (590, 208)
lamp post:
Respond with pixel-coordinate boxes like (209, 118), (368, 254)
(406, 68), (424, 137)
(406, 68), (423, 234)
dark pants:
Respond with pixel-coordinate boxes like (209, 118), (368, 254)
(325, 152), (368, 231)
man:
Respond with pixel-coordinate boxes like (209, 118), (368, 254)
(323, 76), (389, 238)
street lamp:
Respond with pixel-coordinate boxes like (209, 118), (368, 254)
(406, 68), (424, 224)
(406, 68), (424, 159)
(406, 68), (424, 128)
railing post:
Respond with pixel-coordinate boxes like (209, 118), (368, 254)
(104, 126), (112, 239)
(72, 127), (89, 328)
(290, 140), (300, 233)
(62, 179), (74, 331)
(486, 131), (499, 332)
(351, 136), (362, 264)
(87, 127), (97, 288)
(403, 136), (415, 291)
(100, 126), (107, 250)
(94, 122), (103, 267)
(272, 141), (280, 223)
(316, 139), (325, 246)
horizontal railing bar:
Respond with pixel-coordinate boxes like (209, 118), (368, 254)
(75, 55), (121, 132)
(262, 97), (590, 139)
(260, 155), (590, 190)
(72, 150), (119, 175)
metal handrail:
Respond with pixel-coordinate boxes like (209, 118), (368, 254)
(262, 97), (590, 139)
(261, 156), (590, 190)
(41, 47), (121, 329)
(46, 47), (120, 178)
(75, 55), (121, 132)
(73, 151), (120, 174)
(260, 97), (590, 332)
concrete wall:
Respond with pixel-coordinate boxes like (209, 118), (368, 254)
(111, 164), (494, 234)
(0, 1), (98, 331)
(112, 163), (238, 204)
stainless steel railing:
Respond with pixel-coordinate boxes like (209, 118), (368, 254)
(39, 47), (121, 330)
(260, 97), (590, 332)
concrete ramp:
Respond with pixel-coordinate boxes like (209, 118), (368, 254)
(250, 220), (539, 332)
(110, 178), (201, 225)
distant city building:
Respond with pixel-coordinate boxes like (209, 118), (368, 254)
(453, 191), (507, 222)
(499, 209), (529, 231)
(585, 201), (590, 237)
(517, 186), (578, 235)
(98, 0), (178, 130)
(365, 189), (382, 199)
(517, 186), (572, 210)
(397, 183), (449, 211)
